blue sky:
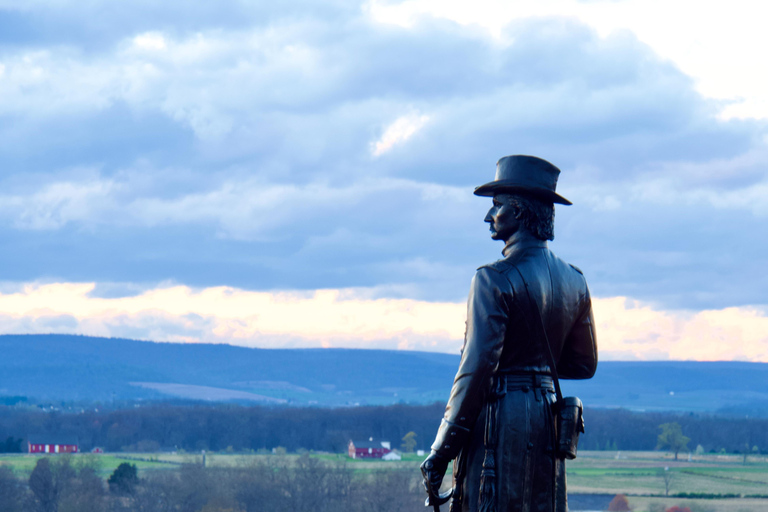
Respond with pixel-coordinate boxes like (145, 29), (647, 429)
(0, 0), (767, 360)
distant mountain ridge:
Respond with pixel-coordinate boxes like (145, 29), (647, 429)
(1, 334), (766, 414)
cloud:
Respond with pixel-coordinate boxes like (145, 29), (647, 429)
(0, 173), (477, 240)
(0, 281), (766, 361)
(594, 297), (768, 362)
(0, 281), (466, 352)
(367, 0), (768, 120)
(0, 0), (766, 317)
(3, 10), (756, 178)
(372, 113), (430, 156)
(131, 32), (167, 51)
(0, 178), (116, 230)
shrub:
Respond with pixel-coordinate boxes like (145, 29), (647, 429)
(108, 463), (139, 495)
(607, 494), (631, 511)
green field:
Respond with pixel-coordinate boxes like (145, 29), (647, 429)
(2, 450), (768, 511)
(0, 452), (188, 477)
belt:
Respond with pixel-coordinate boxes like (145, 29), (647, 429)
(498, 373), (555, 392)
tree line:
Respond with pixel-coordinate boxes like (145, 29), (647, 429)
(0, 454), (426, 512)
(1, 402), (766, 454)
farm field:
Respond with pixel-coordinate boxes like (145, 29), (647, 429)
(567, 451), (768, 511)
(2, 450), (767, 511)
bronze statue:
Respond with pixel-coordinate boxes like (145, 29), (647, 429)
(421, 155), (598, 512)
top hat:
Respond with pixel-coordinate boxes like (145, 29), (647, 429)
(474, 155), (572, 205)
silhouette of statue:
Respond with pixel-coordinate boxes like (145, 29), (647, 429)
(421, 155), (598, 512)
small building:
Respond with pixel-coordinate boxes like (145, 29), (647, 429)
(28, 437), (79, 454)
(348, 438), (391, 459)
(382, 451), (402, 461)
(91, 447), (104, 454)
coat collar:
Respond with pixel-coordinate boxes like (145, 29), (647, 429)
(502, 238), (547, 258)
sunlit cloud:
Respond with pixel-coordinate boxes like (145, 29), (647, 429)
(595, 297), (768, 362)
(0, 282), (466, 352)
(0, 282), (766, 361)
(371, 113), (430, 156)
(132, 32), (168, 51)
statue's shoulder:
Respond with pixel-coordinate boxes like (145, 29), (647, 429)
(474, 259), (518, 295)
(547, 249), (585, 278)
(477, 259), (514, 274)
(551, 254), (588, 289)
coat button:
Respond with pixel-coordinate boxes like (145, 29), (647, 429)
(527, 442), (534, 450)
(522, 386), (530, 392)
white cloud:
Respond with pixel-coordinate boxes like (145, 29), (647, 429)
(0, 50), (117, 115)
(368, 0), (768, 119)
(132, 32), (168, 51)
(0, 281), (766, 361)
(371, 113), (430, 156)
(0, 28), (345, 139)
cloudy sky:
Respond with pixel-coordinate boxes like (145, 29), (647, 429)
(1, 0), (767, 361)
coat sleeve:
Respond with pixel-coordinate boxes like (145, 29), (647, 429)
(557, 283), (598, 379)
(430, 267), (512, 460)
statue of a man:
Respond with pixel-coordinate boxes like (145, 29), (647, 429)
(421, 155), (598, 512)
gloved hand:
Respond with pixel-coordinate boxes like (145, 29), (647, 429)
(420, 451), (451, 506)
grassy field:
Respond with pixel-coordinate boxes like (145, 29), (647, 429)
(2, 450), (767, 511)
(568, 451), (768, 511)
(568, 450), (768, 494)
(0, 453), (180, 477)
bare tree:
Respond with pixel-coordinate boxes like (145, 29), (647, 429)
(658, 467), (674, 497)
(0, 466), (26, 512)
(59, 462), (105, 512)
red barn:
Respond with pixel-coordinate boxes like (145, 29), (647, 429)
(348, 438), (391, 459)
(28, 437), (79, 454)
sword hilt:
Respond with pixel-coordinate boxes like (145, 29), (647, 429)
(421, 455), (453, 511)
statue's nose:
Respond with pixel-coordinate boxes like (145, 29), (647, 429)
(484, 210), (493, 222)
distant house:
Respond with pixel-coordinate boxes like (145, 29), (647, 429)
(348, 438), (391, 459)
(27, 437), (79, 454)
(91, 447), (104, 454)
(382, 451), (402, 461)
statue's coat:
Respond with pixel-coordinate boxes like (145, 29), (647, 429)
(431, 240), (597, 512)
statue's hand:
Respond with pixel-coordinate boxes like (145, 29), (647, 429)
(420, 451), (451, 505)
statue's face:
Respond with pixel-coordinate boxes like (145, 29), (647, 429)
(485, 193), (520, 241)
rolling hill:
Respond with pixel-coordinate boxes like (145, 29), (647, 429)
(1, 334), (766, 414)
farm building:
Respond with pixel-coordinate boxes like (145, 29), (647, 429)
(348, 438), (392, 459)
(27, 436), (79, 454)
(382, 451), (402, 461)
